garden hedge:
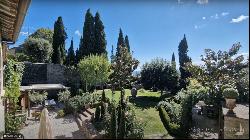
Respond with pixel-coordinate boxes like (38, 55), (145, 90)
(158, 106), (181, 137)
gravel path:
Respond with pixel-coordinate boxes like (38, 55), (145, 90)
(20, 108), (85, 139)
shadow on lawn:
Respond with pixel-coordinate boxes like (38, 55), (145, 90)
(128, 96), (160, 110)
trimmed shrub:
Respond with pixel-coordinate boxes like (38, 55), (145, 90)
(158, 106), (181, 136)
(95, 106), (101, 122)
(223, 88), (239, 99)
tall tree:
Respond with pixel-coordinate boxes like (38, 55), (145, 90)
(75, 48), (80, 65)
(79, 9), (95, 59)
(110, 45), (139, 90)
(178, 34), (191, 89)
(116, 28), (125, 57)
(171, 52), (176, 69)
(124, 35), (130, 53)
(52, 16), (67, 64)
(110, 45), (115, 63)
(94, 12), (107, 56)
(65, 38), (75, 66)
(29, 28), (53, 43)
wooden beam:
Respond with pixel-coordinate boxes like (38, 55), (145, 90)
(0, 0), (18, 9)
(0, 8), (16, 19)
(12, 0), (31, 42)
(0, 24), (15, 30)
(0, 12), (16, 21)
(0, 16), (15, 25)
(0, 3), (18, 15)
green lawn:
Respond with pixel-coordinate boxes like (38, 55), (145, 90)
(96, 89), (169, 138)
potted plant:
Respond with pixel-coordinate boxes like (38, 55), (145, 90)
(222, 87), (239, 115)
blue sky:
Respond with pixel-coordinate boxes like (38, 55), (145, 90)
(12, 0), (249, 70)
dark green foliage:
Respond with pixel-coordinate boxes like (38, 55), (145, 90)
(186, 42), (247, 115)
(29, 28), (53, 43)
(158, 107), (181, 136)
(110, 45), (139, 90)
(140, 58), (179, 94)
(4, 59), (24, 103)
(125, 35), (130, 53)
(116, 28), (125, 57)
(65, 39), (75, 66)
(178, 34), (192, 89)
(22, 37), (52, 63)
(171, 52), (176, 70)
(100, 90), (106, 119)
(110, 45), (115, 63)
(110, 104), (117, 138)
(118, 109), (126, 139)
(95, 106), (101, 121)
(158, 79), (208, 137)
(79, 9), (95, 59)
(52, 16), (67, 64)
(94, 12), (107, 56)
(5, 113), (23, 133)
(75, 48), (80, 65)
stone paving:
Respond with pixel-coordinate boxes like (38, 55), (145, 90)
(20, 108), (85, 139)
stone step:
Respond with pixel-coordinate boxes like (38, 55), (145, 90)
(82, 111), (91, 119)
(78, 113), (85, 122)
(75, 117), (82, 129)
(86, 108), (95, 115)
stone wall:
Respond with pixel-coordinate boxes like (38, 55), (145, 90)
(47, 63), (66, 84)
(22, 63), (47, 85)
(22, 63), (67, 85)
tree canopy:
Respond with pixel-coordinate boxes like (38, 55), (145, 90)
(22, 37), (53, 63)
(78, 54), (110, 92)
(178, 34), (192, 89)
(52, 16), (67, 64)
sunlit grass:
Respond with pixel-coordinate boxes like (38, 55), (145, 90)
(96, 89), (168, 137)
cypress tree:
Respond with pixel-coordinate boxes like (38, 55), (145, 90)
(171, 52), (176, 70)
(124, 35), (130, 53)
(116, 28), (125, 57)
(94, 12), (107, 56)
(65, 38), (75, 66)
(52, 16), (67, 64)
(178, 34), (192, 89)
(110, 45), (115, 63)
(75, 48), (80, 65)
(80, 9), (95, 59)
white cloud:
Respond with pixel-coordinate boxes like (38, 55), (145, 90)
(194, 24), (206, 29)
(74, 30), (81, 37)
(202, 17), (206, 20)
(177, 0), (184, 4)
(20, 31), (28, 36)
(221, 12), (229, 16)
(193, 60), (204, 66)
(230, 15), (249, 23)
(210, 13), (219, 19)
(214, 13), (219, 19)
(197, 0), (208, 4)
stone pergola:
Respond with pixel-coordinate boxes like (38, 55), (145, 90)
(20, 84), (69, 117)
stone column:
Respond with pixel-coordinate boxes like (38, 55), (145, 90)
(0, 39), (5, 137)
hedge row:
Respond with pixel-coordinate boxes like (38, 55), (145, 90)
(158, 106), (182, 137)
